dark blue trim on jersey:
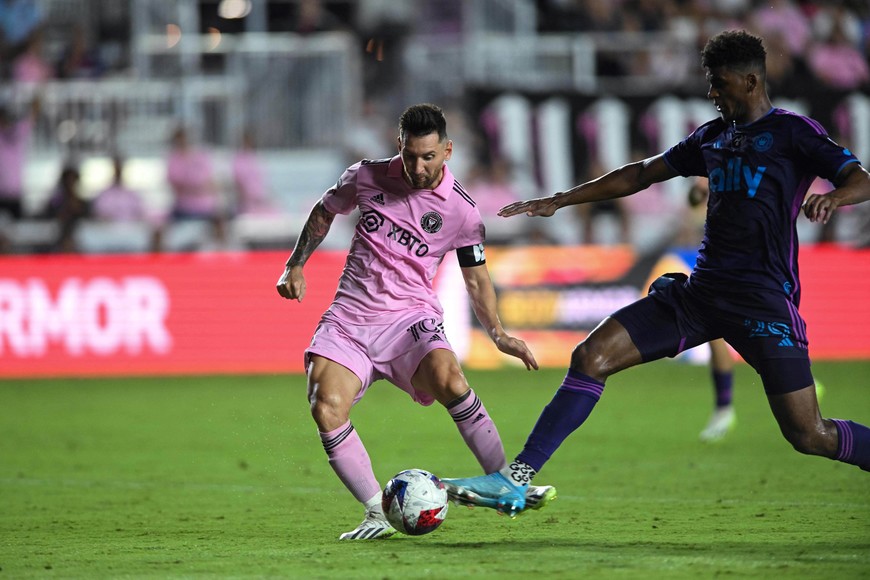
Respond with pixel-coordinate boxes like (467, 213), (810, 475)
(453, 181), (476, 206)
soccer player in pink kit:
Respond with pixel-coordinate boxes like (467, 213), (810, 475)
(276, 104), (556, 540)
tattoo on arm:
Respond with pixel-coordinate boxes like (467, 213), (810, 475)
(286, 201), (335, 268)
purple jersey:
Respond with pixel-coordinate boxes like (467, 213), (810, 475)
(664, 108), (860, 306)
(321, 155), (484, 322)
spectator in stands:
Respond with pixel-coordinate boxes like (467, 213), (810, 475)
(0, 95), (38, 219)
(92, 156), (145, 221)
(749, 0), (811, 58)
(805, 7), (870, 91)
(11, 26), (51, 83)
(42, 163), (87, 253)
(232, 129), (277, 215)
(165, 125), (225, 248)
(92, 156), (162, 253)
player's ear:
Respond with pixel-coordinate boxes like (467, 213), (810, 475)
(396, 136), (402, 152)
(444, 139), (453, 161)
(746, 72), (758, 93)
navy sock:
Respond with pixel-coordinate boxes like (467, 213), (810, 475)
(516, 369), (604, 472)
(831, 419), (870, 472)
(712, 369), (733, 408)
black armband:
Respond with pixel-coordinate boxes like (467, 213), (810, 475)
(456, 243), (486, 267)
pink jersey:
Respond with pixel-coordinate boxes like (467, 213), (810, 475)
(166, 148), (219, 215)
(322, 156), (484, 322)
(92, 184), (146, 222)
(0, 119), (32, 199)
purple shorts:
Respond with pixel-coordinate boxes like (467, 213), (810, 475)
(612, 274), (813, 394)
(305, 309), (453, 406)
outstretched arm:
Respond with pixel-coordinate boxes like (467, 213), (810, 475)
(803, 163), (870, 225)
(461, 263), (538, 370)
(276, 199), (337, 302)
(498, 154), (678, 218)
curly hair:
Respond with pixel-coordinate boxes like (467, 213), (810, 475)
(701, 30), (766, 74)
(398, 103), (448, 143)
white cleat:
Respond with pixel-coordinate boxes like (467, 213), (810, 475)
(524, 485), (557, 511)
(699, 406), (736, 442)
(338, 508), (397, 540)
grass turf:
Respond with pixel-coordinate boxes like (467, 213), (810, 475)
(1, 361), (868, 578)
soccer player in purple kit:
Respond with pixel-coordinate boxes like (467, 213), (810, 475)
(276, 103), (556, 540)
(443, 30), (870, 516)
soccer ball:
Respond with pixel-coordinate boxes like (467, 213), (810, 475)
(381, 469), (448, 536)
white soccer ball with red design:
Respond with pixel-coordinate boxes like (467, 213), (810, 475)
(381, 469), (448, 535)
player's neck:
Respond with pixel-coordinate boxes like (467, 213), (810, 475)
(739, 98), (774, 126)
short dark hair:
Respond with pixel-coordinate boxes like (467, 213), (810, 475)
(399, 103), (448, 143)
(701, 30), (766, 75)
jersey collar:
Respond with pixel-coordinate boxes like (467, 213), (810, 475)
(387, 155), (454, 200)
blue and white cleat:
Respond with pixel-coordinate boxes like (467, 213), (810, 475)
(442, 472), (529, 517)
(524, 485), (558, 512)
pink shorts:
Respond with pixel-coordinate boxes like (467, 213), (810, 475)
(305, 309), (454, 406)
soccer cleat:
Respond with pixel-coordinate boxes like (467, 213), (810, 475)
(699, 406), (736, 442)
(447, 482), (557, 513)
(523, 484), (557, 511)
(442, 472), (528, 517)
(338, 508), (397, 540)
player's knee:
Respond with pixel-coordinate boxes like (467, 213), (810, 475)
(781, 425), (835, 457)
(569, 341), (612, 378)
(431, 368), (468, 402)
(309, 389), (350, 428)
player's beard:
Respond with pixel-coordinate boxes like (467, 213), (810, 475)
(408, 168), (442, 190)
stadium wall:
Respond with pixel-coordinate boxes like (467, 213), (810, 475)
(0, 246), (867, 378)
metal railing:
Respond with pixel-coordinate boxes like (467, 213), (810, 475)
(6, 31), (362, 155)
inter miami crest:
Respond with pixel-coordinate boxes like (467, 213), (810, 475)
(421, 211), (443, 233)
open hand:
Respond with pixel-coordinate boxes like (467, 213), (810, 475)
(494, 335), (539, 370)
(498, 197), (559, 218)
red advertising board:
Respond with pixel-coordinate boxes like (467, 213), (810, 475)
(0, 245), (867, 378)
(0, 251), (344, 378)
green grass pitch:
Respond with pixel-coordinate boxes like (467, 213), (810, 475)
(1, 361), (868, 578)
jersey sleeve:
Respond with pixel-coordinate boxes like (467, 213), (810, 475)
(320, 163), (361, 215)
(663, 122), (717, 178)
(791, 119), (861, 183)
(452, 206), (486, 250)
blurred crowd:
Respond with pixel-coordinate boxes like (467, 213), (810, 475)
(0, 0), (868, 255)
(536, 0), (870, 94)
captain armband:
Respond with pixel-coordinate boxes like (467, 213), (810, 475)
(456, 243), (486, 267)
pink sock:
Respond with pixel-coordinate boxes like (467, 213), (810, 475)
(319, 421), (382, 504)
(448, 389), (506, 474)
